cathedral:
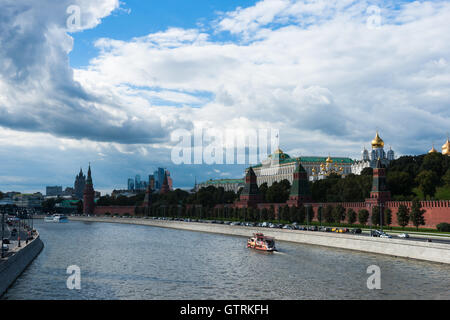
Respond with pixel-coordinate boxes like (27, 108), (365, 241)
(74, 168), (86, 200)
(351, 131), (395, 175)
(428, 137), (450, 155)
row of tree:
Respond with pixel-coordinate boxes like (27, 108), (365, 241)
(130, 200), (426, 230)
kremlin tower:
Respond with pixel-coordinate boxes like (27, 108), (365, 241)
(287, 163), (312, 206)
(160, 171), (170, 195)
(83, 164), (95, 215)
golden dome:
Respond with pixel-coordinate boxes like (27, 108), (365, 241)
(274, 148), (283, 154)
(428, 145), (438, 154)
(326, 155), (333, 163)
(442, 138), (450, 155)
(371, 131), (384, 149)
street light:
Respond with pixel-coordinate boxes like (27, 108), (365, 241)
(380, 202), (384, 233)
(1, 207), (5, 258)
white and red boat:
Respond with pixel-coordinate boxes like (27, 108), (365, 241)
(247, 233), (277, 252)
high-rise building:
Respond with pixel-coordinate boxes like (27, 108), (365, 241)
(74, 168), (86, 200)
(46, 186), (63, 197)
(127, 178), (135, 191)
(135, 175), (141, 190)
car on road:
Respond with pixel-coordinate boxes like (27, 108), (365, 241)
(282, 225), (294, 230)
(350, 228), (362, 234)
(397, 233), (409, 238)
(2, 243), (8, 252)
(380, 233), (392, 238)
(371, 230), (386, 237)
(2, 239), (10, 244)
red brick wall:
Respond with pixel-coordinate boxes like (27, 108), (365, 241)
(94, 206), (136, 216)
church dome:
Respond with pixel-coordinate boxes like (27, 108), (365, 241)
(429, 145), (438, 154)
(371, 131), (384, 149)
(442, 138), (450, 155)
(326, 155), (333, 163)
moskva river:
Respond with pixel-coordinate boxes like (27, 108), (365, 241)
(2, 220), (449, 299)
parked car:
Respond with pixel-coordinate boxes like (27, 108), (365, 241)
(350, 228), (362, 234)
(1, 243), (8, 252)
(2, 239), (10, 244)
(308, 226), (318, 231)
(282, 225), (294, 230)
(370, 230), (383, 237)
(380, 233), (392, 239)
(397, 233), (409, 238)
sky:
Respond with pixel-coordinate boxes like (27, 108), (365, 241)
(0, 0), (449, 195)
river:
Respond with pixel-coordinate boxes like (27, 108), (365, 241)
(2, 220), (449, 299)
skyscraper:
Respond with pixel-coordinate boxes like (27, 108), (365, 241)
(127, 178), (135, 191)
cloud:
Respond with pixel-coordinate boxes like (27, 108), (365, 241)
(1, 0), (450, 192)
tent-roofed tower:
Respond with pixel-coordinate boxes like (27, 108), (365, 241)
(287, 163), (312, 207)
(83, 163), (95, 215)
(235, 167), (262, 208)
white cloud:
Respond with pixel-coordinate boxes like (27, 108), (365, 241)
(1, 0), (450, 192)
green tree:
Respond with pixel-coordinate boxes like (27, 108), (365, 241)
(396, 205), (410, 229)
(281, 205), (290, 222)
(332, 205), (345, 225)
(259, 182), (268, 202)
(415, 170), (439, 199)
(324, 205), (334, 223)
(297, 205), (306, 223)
(347, 208), (356, 226)
(317, 206), (323, 225)
(410, 199), (426, 230)
(269, 205), (275, 221)
(306, 206), (315, 223)
(384, 208), (392, 229)
(358, 209), (369, 226)
(371, 206), (381, 227)
(442, 168), (450, 186)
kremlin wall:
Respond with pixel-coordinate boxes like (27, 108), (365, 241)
(84, 134), (450, 229)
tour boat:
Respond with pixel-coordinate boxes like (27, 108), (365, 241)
(44, 214), (69, 223)
(44, 215), (55, 222)
(247, 233), (277, 252)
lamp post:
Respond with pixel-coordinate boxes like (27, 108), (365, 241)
(306, 204), (311, 229)
(17, 209), (21, 248)
(1, 207), (5, 258)
(380, 202), (384, 233)
(368, 203), (372, 236)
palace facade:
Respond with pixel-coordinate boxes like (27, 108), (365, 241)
(251, 148), (353, 186)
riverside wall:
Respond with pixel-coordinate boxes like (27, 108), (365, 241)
(68, 216), (450, 264)
(0, 233), (44, 297)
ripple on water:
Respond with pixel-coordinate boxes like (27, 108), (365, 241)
(2, 220), (450, 300)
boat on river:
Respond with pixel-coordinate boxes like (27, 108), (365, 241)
(247, 233), (276, 252)
(44, 214), (69, 223)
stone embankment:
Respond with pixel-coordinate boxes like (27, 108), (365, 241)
(0, 233), (44, 296)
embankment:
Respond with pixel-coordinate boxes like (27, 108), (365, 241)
(66, 216), (450, 264)
(0, 234), (44, 297)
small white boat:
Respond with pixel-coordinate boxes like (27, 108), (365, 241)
(44, 214), (69, 223)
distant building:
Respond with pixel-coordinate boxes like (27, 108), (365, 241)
(196, 179), (244, 193)
(127, 178), (135, 191)
(63, 187), (74, 197)
(13, 193), (43, 208)
(74, 168), (86, 199)
(46, 186), (63, 197)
